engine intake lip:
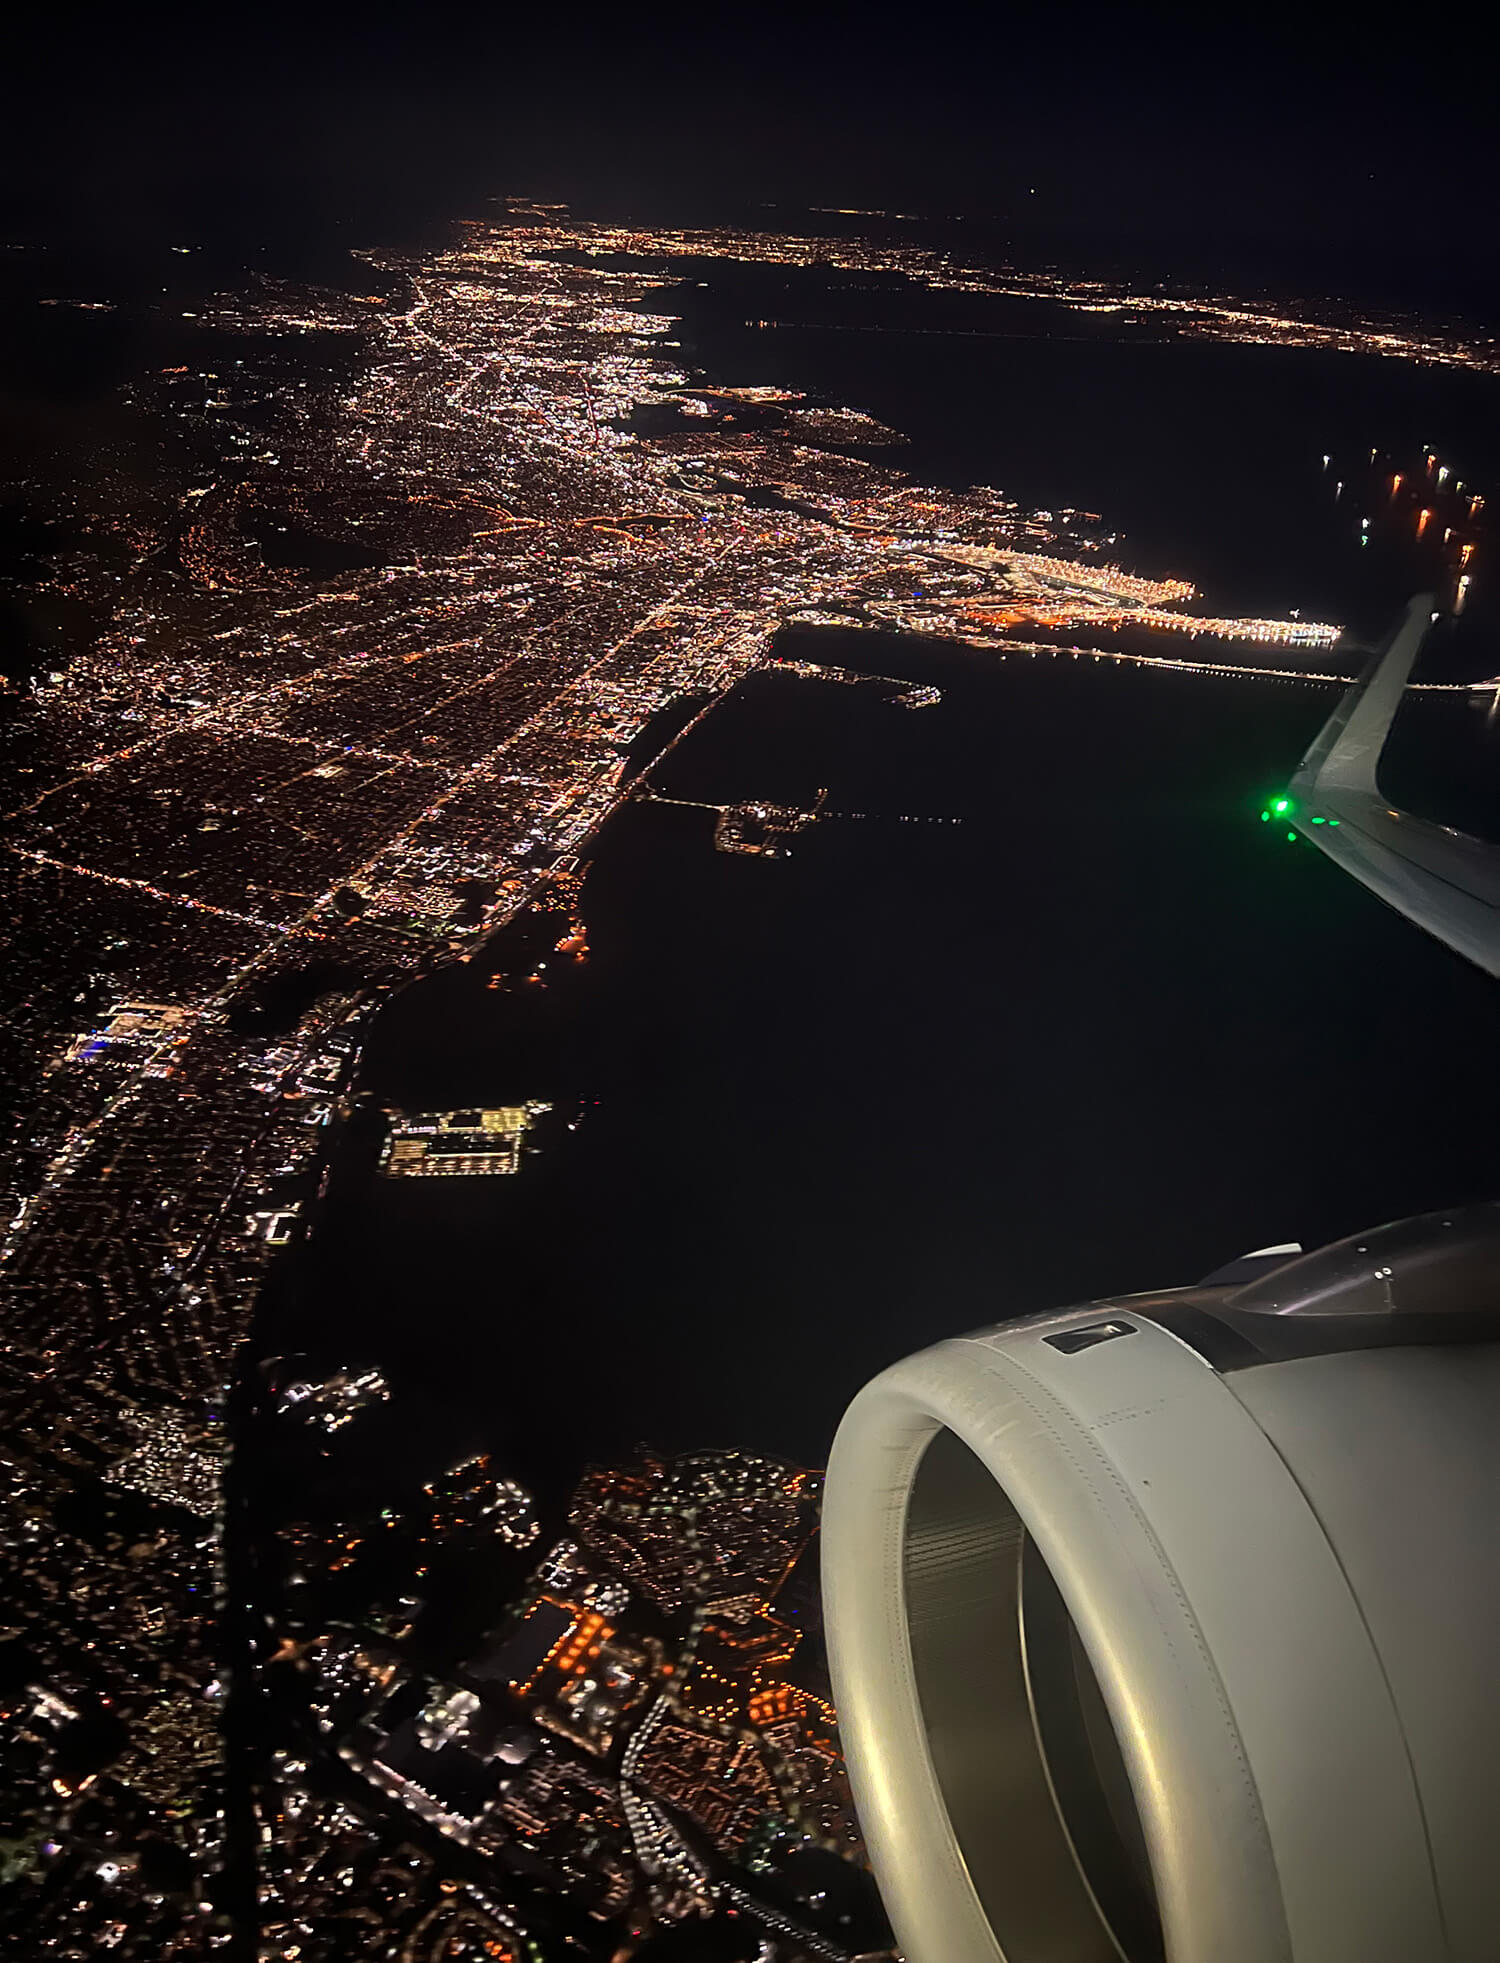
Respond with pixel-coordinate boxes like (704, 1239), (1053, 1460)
(821, 1314), (1324, 1963)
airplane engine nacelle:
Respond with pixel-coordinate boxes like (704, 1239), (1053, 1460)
(821, 1205), (1500, 1963)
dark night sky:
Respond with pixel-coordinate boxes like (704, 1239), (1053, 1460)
(7, 5), (1499, 312)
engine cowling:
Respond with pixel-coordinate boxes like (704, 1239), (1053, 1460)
(821, 1204), (1500, 1963)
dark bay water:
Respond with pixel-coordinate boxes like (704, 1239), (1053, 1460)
(281, 634), (1499, 1511)
(270, 256), (1500, 1516)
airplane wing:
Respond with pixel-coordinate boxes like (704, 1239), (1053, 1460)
(1284, 592), (1500, 975)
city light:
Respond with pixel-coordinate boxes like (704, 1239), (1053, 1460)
(1, 191), (1492, 1960)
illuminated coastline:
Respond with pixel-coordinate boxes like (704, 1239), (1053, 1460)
(0, 197), (1494, 1953)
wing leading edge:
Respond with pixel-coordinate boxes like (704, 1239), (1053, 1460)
(1287, 593), (1500, 976)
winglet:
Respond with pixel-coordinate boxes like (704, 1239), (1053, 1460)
(1286, 595), (1500, 976)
